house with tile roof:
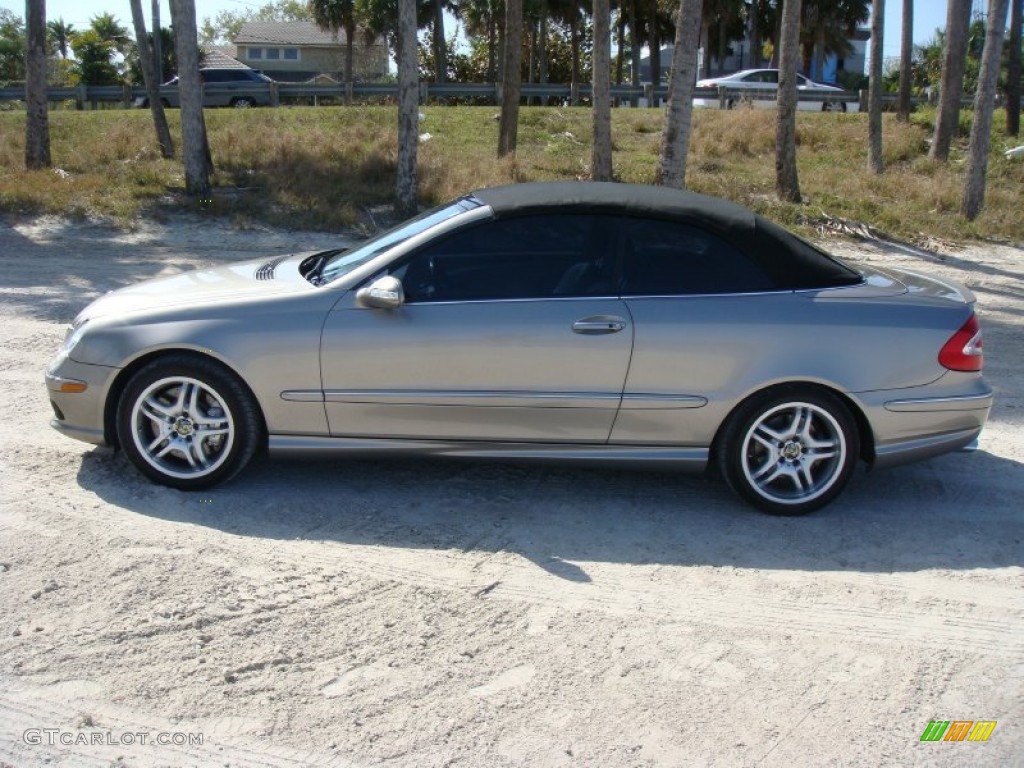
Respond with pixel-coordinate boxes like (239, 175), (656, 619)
(233, 21), (388, 83)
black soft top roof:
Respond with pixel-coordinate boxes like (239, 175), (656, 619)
(470, 182), (860, 290)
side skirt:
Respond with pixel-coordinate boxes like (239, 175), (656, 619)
(268, 435), (709, 472)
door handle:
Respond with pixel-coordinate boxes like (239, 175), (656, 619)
(572, 316), (627, 334)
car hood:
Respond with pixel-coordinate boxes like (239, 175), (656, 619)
(73, 251), (327, 324)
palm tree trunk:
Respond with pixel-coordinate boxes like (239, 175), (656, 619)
(433, 0), (447, 83)
(749, 0), (761, 68)
(396, 0), (419, 214)
(775, 0), (802, 202)
(498, 0), (522, 156)
(345, 19), (355, 84)
(897, 0), (913, 120)
(868, 0), (885, 173)
(129, 0), (174, 158)
(592, 0), (613, 180)
(170, 0), (212, 195)
(629, 0), (640, 107)
(1008, 0), (1022, 136)
(931, 0), (973, 161)
(25, 0), (50, 169)
(650, 9), (661, 107)
(962, 0), (1011, 219)
(152, 0), (163, 81)
(616, 10), (625, 85)
(657, 0), (703, 188)
(488, 12), (497, 83)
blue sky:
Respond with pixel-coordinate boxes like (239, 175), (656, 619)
(0, 0), (974, 66)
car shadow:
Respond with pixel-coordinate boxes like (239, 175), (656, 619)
(75, 443), (1023, 577)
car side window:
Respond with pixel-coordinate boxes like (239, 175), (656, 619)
(392, 214), (614, 302)
(620, 217), (776, 296)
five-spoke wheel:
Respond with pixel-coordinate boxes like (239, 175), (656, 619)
(718, 389), (859, 515)
(117, 355), (262, 490)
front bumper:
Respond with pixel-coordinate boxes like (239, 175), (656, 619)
(45, 357), (120, 446)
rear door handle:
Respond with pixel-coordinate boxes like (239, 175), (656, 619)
(572, 316), (627, 334)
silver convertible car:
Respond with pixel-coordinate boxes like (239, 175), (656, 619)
(46, 183), (992, 515)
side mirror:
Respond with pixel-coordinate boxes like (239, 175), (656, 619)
(356, 275), (405, 310)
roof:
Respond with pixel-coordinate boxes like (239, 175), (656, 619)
(198, 45), (248, 69)
(469, 182), (859, 290)
(472, 182), (755, 230)
(234, 21), (348, 47)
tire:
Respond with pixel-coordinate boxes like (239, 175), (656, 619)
(231, 97), (255, 108)
(822, 100), (847, 113)
(116, 354), (262, 490)
(716, 387), (859, 516)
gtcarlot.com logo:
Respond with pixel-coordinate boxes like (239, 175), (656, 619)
(23, 728), (203, 747)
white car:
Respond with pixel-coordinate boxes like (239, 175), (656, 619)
(693, 69), (857, 112)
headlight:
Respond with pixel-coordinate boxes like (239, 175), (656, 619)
(60, 319), (90, 356)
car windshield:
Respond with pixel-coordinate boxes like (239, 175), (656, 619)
(317, 197), (484, 284)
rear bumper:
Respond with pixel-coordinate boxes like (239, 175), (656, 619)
(855, 377), (993, 469)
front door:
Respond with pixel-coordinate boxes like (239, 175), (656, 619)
(320, 213), (633, 443)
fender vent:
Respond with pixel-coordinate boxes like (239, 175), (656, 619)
(255, 254), (291, 281)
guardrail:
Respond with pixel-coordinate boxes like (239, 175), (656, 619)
(0, 81), (936, 111)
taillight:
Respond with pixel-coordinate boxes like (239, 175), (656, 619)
(938, 314), (983, 372)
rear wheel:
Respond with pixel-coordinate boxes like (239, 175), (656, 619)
(717, 388), (859, 515)
(116, 355), (262, 490)
(231, 97), (255, 108)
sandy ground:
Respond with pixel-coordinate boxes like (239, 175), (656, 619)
(0, 214), (1021, 768)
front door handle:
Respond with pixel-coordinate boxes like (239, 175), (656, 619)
(572, 316), (627, 335)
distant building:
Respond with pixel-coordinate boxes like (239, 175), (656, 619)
(232, 21), (388, 83)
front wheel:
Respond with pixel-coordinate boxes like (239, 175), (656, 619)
(717, 389), (859, 515)
(231, 97), (255, 108)
(116, 355), (262, 490)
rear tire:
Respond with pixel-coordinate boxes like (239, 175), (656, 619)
(717, 388), (859, 515)
(116, 354), (262, 490)
(231, 97), (255, 108)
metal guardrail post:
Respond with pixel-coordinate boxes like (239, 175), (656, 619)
(859, 89), (867, 112)
(570, 81), (579, 106)
(644, 83), (654, 108)
(345, 81), (353, 106)
(718, 85), (728, 109)
(269, 81), (279, 107)
(419, 81), (428, 104)
(122, 83), (132, 108)
(76, 83), (86, 110)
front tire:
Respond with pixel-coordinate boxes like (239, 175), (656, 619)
(116, 355), (262, 490)
(231, 97), (255, 108)
(717, 388), (859, 515)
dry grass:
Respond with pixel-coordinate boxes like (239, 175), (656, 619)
(0, 105), (1022, 242)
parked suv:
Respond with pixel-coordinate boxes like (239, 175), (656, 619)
(134, 68), (273, 109)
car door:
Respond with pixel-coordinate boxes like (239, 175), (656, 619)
(609, 215), (785, 447)
(320, 213), (634, 442)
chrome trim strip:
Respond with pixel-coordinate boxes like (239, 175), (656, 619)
(269, 435), (709, 469)
(321, 389), (622, 408)
(280, 390), (325, 402)
(884, 392), (994, 413)
(620, 393), (708, 409)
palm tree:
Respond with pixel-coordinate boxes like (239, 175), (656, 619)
(25, 0), (50, 170)
(897, 0), (913, 120)
(657, 0), (702, 187)
(1007, 0), (1021, 136)
(592, 0), (613, 179)
(461, 0), (502, 82)
(775, 0), (802, 203)
(129, 0), (174, 159)
(962, 0), (1011, 219)
(47, 17), (75, 58)
(90, 12), (131, 53)
(396, 0), (418, 214)
(498, 0), (523, 156)
(867, 0), (884, 173)
(308, 0), (358, 84)
(930, 0), (972, 161)
(169, 0), (212, 196)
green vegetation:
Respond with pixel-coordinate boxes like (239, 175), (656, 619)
(1, 104), (1022, 243)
